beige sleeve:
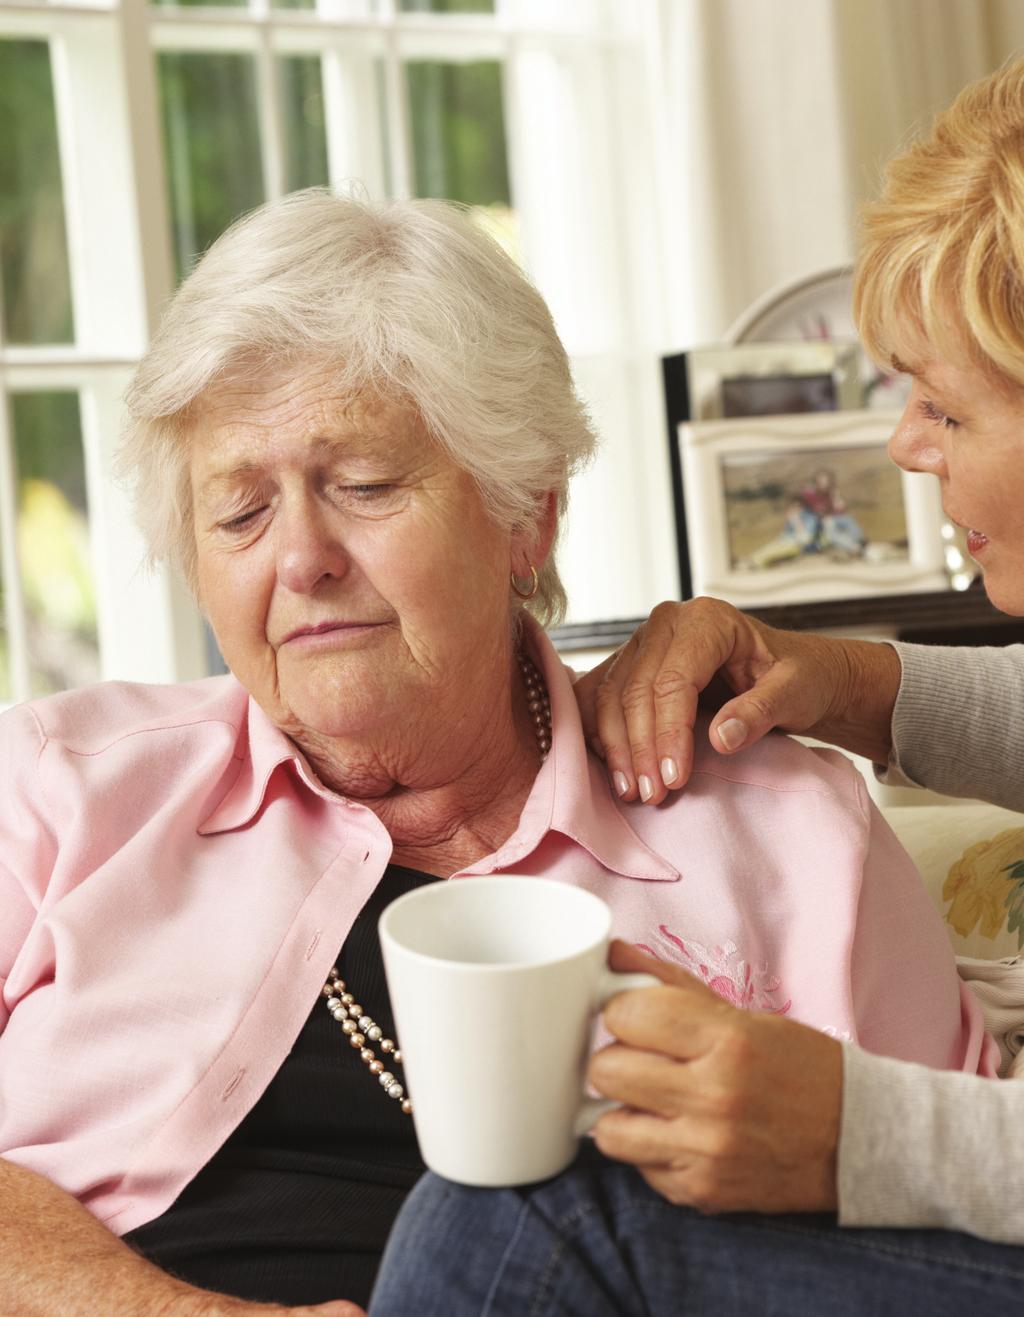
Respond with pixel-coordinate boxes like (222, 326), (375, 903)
(838, 1043), (1024, 1240)
(876, 642), (1024, 811)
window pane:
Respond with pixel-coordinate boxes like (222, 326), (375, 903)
(0, 540), (9, 701)
(406, 61), (510, 204)
(152, 0), (248, 8)
(279, 55), (329, 191)
(405, 59), (515, 254)
(271, 0), (374, 10)
(158, 50), (265, 282)
(10, 392), (100, 695)
(0, 40), (74, 345)
(400, 0), (495, 12)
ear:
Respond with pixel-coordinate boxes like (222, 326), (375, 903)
(510, 490), (558, 577)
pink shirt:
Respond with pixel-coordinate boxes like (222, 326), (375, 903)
(0, 626), (998, 1235)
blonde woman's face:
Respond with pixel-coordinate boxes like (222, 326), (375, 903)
(888, 353), (1024, 614)
(188, 364), (533, 744)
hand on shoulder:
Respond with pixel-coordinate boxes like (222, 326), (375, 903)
(574, 598), (865, 805)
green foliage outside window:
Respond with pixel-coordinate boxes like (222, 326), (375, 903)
(0, 40), (74, 345)
(280, 56), (330, 192)
(158, 50), (266, 281)
(11, 392), (99, 695)
(401, 0), (496, 12)
(407, 60), (510, 207)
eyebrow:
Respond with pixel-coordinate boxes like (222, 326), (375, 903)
(196, 433), (394, 501)
(891, 355), (937, 390)
(197, 462), (264, 502)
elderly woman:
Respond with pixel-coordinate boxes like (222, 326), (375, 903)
(0, 192), (998, 1317)
(371, 54), (1024, 1317)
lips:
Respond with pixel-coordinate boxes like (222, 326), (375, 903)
(281, 621), (377, 644)
(945, 512), (989, 559)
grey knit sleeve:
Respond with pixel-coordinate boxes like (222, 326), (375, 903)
(838, 1045), (1024, 1240)
(878, 642), (1024, 811)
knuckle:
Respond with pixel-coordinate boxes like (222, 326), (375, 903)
(619, 679), (651, 715)
(709, 1086), (746, 1128)
(661, 1175), (693, 1208)
(651, 668), (696, 702)
(717, 1017), (756, 1069)
(587, 1046), (617, 1086)
(601, 994), (632, 1036)
(704, 1118), (742, 1162)
(739, 692), (777, 725)
(593, 679), (622, 713)
(690, 595), (731, 620)
(648, 600), (682, 626)
(592, 1109), (630, 1156)
(687, 1168), (723, 1212)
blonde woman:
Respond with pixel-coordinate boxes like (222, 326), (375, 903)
(371, 55), (1024, 1317)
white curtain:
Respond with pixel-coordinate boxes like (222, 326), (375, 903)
(649, 0), (1022, 348)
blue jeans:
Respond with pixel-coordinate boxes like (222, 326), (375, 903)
(368, 1146), (1024, 1315)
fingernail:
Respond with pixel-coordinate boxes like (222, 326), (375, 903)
(639, 774), (654, 801)
(717, 718), (747, 752)
(613, 770), (630, 797)
(660, 757), (678, 785)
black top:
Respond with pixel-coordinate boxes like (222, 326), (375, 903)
(124, 865), (438, 1310)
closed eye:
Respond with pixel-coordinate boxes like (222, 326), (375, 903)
(220, 507), (265, 533)
(918, 397), (959, 430)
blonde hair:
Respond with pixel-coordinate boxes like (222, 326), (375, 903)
(120, 190), (597, 626)
(854, 54), (1024, 386)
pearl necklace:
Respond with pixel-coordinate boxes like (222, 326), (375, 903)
(321, 650), (552, 1116)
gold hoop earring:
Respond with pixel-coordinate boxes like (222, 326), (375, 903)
(510, 565), (539, 600)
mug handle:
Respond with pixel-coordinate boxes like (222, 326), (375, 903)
(573, 969), (661, 1137)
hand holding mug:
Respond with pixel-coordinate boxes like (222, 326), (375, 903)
(589, 940), (844, 1214)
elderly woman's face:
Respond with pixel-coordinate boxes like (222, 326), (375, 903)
(889, 353), (1024, 614)
(189, 364), (530, 740)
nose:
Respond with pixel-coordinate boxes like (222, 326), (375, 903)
(887, 393), (948, 478)
(274, 498), (350, 595)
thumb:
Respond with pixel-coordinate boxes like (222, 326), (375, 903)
(608, 939), (721, 1004)
(708, 676), (795, 755)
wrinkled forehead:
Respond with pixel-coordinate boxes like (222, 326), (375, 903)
(186, 361), (427, 461)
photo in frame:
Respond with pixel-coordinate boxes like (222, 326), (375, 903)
(683, 341), (863, 422)
(674, 410), (947, 607)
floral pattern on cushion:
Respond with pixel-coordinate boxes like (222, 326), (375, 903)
(883, 803), (1024, 961)
(943, 827), (1024, 950)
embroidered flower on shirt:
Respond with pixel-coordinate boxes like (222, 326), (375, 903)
(635, 925), (792, 1015)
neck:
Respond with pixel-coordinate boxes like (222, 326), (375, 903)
(294, 653), (548, 878)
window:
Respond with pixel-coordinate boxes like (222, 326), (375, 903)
(0, 0), (678, 699)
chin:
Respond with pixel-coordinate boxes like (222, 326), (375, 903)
(287, 700), (381, 741)
(282, 677), (390, 741)
(979, 570), (1024, 617)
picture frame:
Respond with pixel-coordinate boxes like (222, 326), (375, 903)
(674, 409), (947, 607)
(724, 264), (913, 414)
(683, 340), (863, 422)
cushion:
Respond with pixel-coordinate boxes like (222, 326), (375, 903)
(885, 804), (1024, 960)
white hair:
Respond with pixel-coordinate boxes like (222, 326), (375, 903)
(120, 189), (598, 625)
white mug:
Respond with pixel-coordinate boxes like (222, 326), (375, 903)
(378, 875), (658, 1187)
